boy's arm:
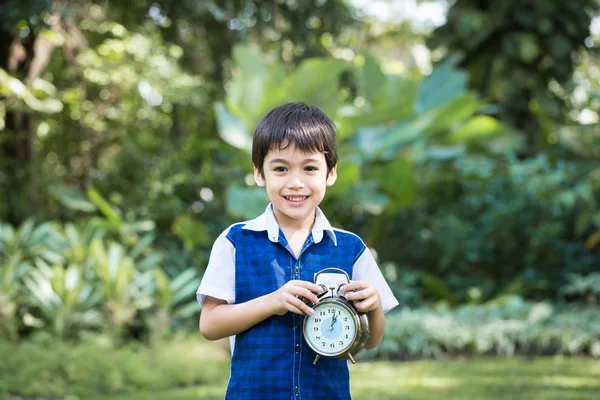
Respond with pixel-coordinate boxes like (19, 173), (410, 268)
(365, 300), (385, 349)
(199, 280), (322, 341)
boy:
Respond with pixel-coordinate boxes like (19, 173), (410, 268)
(197, 102), (398, 399)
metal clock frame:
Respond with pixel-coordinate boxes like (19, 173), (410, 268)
(302, 268), (370, 364)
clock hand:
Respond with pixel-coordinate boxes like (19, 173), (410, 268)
(329, 313), (337, 330)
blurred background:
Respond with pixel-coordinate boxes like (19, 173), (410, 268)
(2, 0), (600, 399)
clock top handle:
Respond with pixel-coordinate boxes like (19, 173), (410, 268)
(314, 268), (351, 285)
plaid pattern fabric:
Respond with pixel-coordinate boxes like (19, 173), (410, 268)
(225, 221), (364, 400)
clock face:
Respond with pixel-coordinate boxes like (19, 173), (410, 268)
(304, 301), (357, 356)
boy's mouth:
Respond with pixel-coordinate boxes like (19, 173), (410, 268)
(283, 195), (309, 203)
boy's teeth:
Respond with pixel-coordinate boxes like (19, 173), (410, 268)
(287, 196), (306, 201)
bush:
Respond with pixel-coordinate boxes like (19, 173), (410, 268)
(368, 154), (600, 304)
(364, 296), (600, 361)
(0, 334), (228, 398)
(0, 219), (200, 340)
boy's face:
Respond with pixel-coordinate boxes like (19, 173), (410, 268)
(254, 145), (337, 228)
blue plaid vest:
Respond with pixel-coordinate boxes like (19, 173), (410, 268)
(225, 223), (365, 400)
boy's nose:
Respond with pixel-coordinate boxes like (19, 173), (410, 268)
(288, 174), (305, 189)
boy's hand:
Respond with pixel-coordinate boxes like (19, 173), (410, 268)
(343, 280), (381, 313)
(270, 280), (322, 316)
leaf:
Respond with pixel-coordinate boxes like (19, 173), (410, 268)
(47, 184), (97, 212)
(585, 231), (600, 251)
(353, 113), (437, 160)
(381, 157), (414, 211)
(358, 53), (386, 105)
(503, 33), (540, 64)
(327, 159), (359, 197)
(174, 301), (201, 318)
(447, 116), (504, 142)
(129, 233), (155, 260)
(424, 93), (481, 136)
(232, 44), (267, 78)
(416, 59), (468, 115)
(214, 102), (252, 152)
(282, 58), (347, 115)
(225, 184), (269, 220)
(170, 268), (198, 292)
(85, 186), (123, 229)
(352, 181), (390, 215)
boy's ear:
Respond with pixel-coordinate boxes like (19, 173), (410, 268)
(254, 166), (266, 187)
(326, 165), (337, 186)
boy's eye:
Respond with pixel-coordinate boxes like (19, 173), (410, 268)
(273, 166), (287, 172)
(305, 166), (318, 171)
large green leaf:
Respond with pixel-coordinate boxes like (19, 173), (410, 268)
(416, 58), (468, 115)
(214, 102), (252, 152)
(225, 185), (269, 220)
(380, 157), (414, 211)
(86, 186), (123, 229)
(353, 112), (437, 160)
(358, 53), (387, 105)
(47, 184), (97, 212)
(283, 58), (347, 115)
(327, 159), (360, 197)
(231, 44), (267, 78)
(337, 76), (417, 139)
(447, 115), (505, 142)
(423, 93), (481, 137)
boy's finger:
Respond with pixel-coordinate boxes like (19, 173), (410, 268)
(354, 297), (376, 311)
(346, 290), (366, 301)
(297, 288), (319, 304)
(291, 297), (315, 315)
(294, 280), (324, 294)
(344, 280), (367, 292)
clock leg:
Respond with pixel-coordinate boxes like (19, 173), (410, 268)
(313, 354), (321, 365)
(348, 353), (355, 364)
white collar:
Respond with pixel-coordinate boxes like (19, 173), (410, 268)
(242, 204), (337, 246)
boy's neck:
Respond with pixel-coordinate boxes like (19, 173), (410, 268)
(273, 207), (316, 242)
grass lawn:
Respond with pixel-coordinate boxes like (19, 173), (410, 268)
(98, 356), (600, 400)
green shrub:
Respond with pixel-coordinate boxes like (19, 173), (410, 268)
(0, 334), (228, 398)
(369, 154), (600, 304)
(0, 219), (200, 340)
(364, 296), (600, 361)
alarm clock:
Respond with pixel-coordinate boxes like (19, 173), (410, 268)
(302, 268), (370, 364)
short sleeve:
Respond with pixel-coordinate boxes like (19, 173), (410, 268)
(196, 234), (236, 307)
(352, 246), (399, 313)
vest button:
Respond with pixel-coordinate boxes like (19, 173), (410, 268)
(294, 386), (299, 395)
(294, 266), (300, 274)
(295, 344), (300, 353)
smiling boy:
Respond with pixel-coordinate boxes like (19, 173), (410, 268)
(197, 102), (398, 399)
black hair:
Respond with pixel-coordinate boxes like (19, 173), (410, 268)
(252, 102), (338, 176)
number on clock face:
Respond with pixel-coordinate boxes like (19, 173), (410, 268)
(304, 302), (356, 355)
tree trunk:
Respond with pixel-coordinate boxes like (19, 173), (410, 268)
(0, 25), (34, 225)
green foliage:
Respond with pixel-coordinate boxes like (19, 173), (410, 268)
(365, 296), (600, 361)
(0, 334), (228, 398)
(2, 335), (600, 400)
(428, 0), (597, 150)
(561, 272), (600, 305)
(0, 216), (200, 340)
(217, 45), (509, 220)
(372, 154), (600, 303)
(0, 0), (52, 28)
(0, 68), (63, 115)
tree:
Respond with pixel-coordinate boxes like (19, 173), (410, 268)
(428, 0), (597, 152)
(1, 0), (57, 224)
